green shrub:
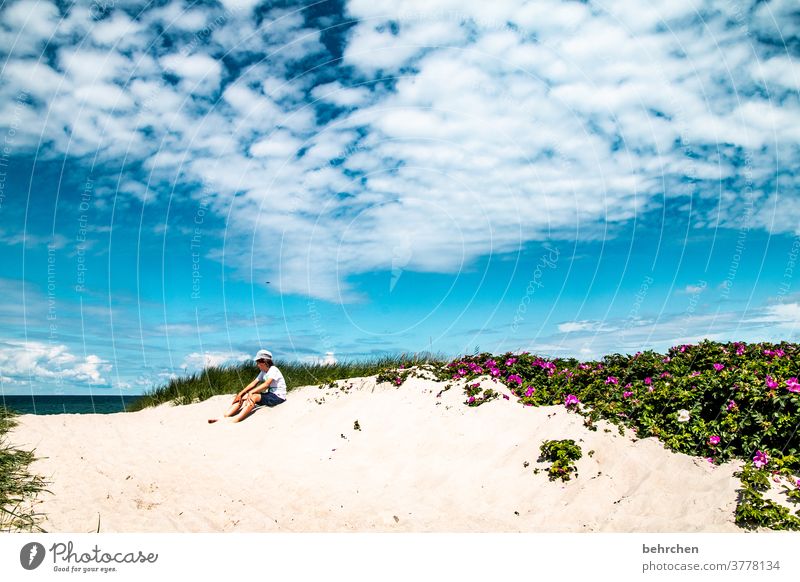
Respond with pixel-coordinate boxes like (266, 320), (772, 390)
(538, 439), (583, 481)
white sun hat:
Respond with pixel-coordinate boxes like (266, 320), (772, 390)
(254, 349), (273, 361)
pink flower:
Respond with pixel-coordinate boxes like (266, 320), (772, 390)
(796, 479), (800, 489)
(484, 359), (497, 368)
(706, 457), (715, 464)
(775, 349), (785, 357)
(662, 356), (671, 363)
(505, 358), (517, 366)
(679, 345), (688, 353)
(578, 363), (590, 370)
(727, 400), (736, 411)
(735, 343), (745, 356)
(765, 375), (779, 389)
(468, 396), (476, 404)
(507, 374), (523, 385)
(660, 372), (671, 378)
(524, 386), (535, 397)
(490, 367), (500, 377)
(457, 368), (467, 376)
(564, 394), (580, 408)
(605, 376), (618, 385)
(623, 391), (633, 399)
(753, 450), (768, 469)
(394, 378), (402, 386)
(690, 371), (700, 377)
(786, 377), (800, 393)
(502, 394), (510, 400)
(713, 363), (724, 371)
(644, 377), (652, 385)
(473, 366), (483, 374)
(708, 435), (720, 446)
(471, 382), (481, 388)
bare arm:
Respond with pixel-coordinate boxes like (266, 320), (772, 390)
(232, 378), (260, 402)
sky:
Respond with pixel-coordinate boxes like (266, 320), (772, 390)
(0, 0), (798, 395)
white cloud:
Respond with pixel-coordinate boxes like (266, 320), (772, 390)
(558, 321), (596, 333)
(180, 351), (250, 372)
(157, 52), (224, 95)
(0, 230), (68, 249)
(0, 340), (112, 385)
(530, 301), (800, 359)
(744, 302), (800, 329)
(1, 0), (60, 33)
(59, 49), (132, 84)
(90, 11), (144, 48)
(249, 130), (303, 158)
(311, 81), (373, 108)
(74, 83), (134, 110)
(682, 284), (707, 294)
(303, 351), (337, 365)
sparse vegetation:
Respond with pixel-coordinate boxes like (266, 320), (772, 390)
(0, 407), (48, 532)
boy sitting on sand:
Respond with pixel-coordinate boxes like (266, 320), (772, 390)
(208, 350), (287, 423)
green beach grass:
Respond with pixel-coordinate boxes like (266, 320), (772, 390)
(0, 407), (48, 532)
(125, 353), (447, 412)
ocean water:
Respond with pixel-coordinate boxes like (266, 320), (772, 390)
(0, 395), (143, 415)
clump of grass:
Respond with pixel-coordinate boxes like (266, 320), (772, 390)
(0, 407), (48, 532)
(127, 353), (447, 411)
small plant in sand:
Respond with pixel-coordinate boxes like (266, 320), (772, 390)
(538, 439), (582, 482)
(376, 368), (411, 387)
(464, 383), (500, 407)
(0, 408), (49, 532)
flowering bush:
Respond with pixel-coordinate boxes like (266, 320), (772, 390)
(438, 340), (800, 528)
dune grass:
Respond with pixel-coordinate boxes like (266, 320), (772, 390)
(0, 407), (48, 532)
(127, 353), (447, 411)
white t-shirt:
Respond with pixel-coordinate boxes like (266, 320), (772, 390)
(257, 366), (287, 399)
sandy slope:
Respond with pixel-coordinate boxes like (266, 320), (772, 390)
(9, 375), (743, 532)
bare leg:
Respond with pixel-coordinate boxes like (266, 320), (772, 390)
(224, 401), (243, 417)
(208, 399), (243, 423)
(230, 399), (257, 423)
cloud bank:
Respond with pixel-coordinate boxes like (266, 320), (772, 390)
(0, 0), (798, 304)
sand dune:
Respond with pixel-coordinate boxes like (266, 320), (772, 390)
(9, 375), (743, 532)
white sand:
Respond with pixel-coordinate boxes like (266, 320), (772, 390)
(9, 375), (744, 532)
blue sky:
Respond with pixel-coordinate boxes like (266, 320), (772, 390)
(0, 0), (798, 395)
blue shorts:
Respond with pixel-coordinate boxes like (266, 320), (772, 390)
(255, 392), (286, 407)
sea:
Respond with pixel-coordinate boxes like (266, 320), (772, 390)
(0, 395), (143, 415)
